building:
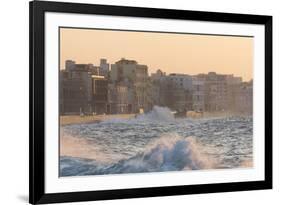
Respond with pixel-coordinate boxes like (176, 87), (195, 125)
(99, 59), (110, 77)
(167, 73), (193, 90)
(60, 59), (252, 116)
(234, 80), (253, 114)
(65, 60), (76, 71)
(65, 60), (98, 75)
(151, 73), (193, 111)
(59, 70), (92, 114)
(60, 60), (103, 115)
(91, 75), (108, 114)
(192, 75), (205, 112)
(108, 83), (132, 114)
(167, 73), (193, 111)
(150, 69), (164, 106)
(203, 72), (228, 112)
(191, 72), (249, 113)
(110, 58), (150, 113)
(226, 75), (243, 112)
(151, 69), (166, 81)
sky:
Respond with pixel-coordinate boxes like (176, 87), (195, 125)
(60, 28), (253, 81)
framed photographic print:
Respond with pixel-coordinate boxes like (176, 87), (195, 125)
(29, 0), (272, 204)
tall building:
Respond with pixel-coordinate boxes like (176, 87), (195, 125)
(60, 69), (92, 114)
(192, 75), (206, 112)
(167, 73), (193, 91)
(167, 74), (193, 111)
(108, 82), (131, 114)
(203, 72), (228, 112)
(91, 75), (108, 114)
(234, 80), (253, 114)
(226, 75), (242, 112)
(65, 60), (76, 71)
(151, 73), (193, 112)
(60, 60), (100, 114)
(110, 58), (150, 113)
(99, 58), (109, 77)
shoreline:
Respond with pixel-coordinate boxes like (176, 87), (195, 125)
(60, 114), (136, 126)
(60, 110), (252, 126)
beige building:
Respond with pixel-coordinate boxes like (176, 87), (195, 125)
(234, 80), (253, 114)
(108, 83), (133, 114)
(192, 76), (205, 112)
(110, 58), (150, 113)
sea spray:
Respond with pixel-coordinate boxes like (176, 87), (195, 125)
(60, 134), (214, 176)
(135, 106), (175, 122)
(109, 134), (214, 173)
(60, 130), (123, 163)
(100, 106), (175, 124)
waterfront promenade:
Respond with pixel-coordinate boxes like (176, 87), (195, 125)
(60, 114), (136, 125)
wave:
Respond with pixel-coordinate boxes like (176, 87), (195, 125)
(60, 134), (215, 176)
(100, 106), (175, 124)
(135, 106), (175, 122)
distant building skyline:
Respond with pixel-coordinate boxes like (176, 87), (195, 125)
(60, 28), (253, 81)
(63, 58), (251, 82)
(60, 58), (252, 115)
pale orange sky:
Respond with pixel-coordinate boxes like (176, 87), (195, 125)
(60, 28), (253, 81)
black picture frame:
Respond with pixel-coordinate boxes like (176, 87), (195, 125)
(29, 0), (272, 204)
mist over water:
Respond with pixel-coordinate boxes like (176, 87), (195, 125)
(60, 106), (253, 176)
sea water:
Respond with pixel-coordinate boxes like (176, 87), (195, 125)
(60, 106), (253, 176)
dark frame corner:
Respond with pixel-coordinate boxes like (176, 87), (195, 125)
(29, 1), (272, 204)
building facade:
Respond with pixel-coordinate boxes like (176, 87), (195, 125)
(234, 80), (253, 114)
(108, 83), (132, 114)
(99, 58), (110, 77)
(192, 75), (205, 112)
(60, 60), (106, 115)
(91, 75), (108, 114)
(202, 72), (228, 112)
(60, 69), (93, 114)
(151, 72), (193, 112)
(110, 58), (150, 113)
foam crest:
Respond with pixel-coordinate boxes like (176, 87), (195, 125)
(100, 106), (175, 124)
(111, 134), (213, 173)
(60, 133), (215, 176)
(135, 106), (175, 122)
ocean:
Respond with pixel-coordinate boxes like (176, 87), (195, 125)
(60, 106), (253, 177)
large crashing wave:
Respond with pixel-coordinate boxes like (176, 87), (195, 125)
(60, 134), (214, 176)
(100, 106), (175, 124)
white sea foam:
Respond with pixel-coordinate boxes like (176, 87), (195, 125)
(100, 106), (175, 124)
(60, 133), (215, 176)
(113, 134), (214, 172)
(135, 106), (175, 122)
